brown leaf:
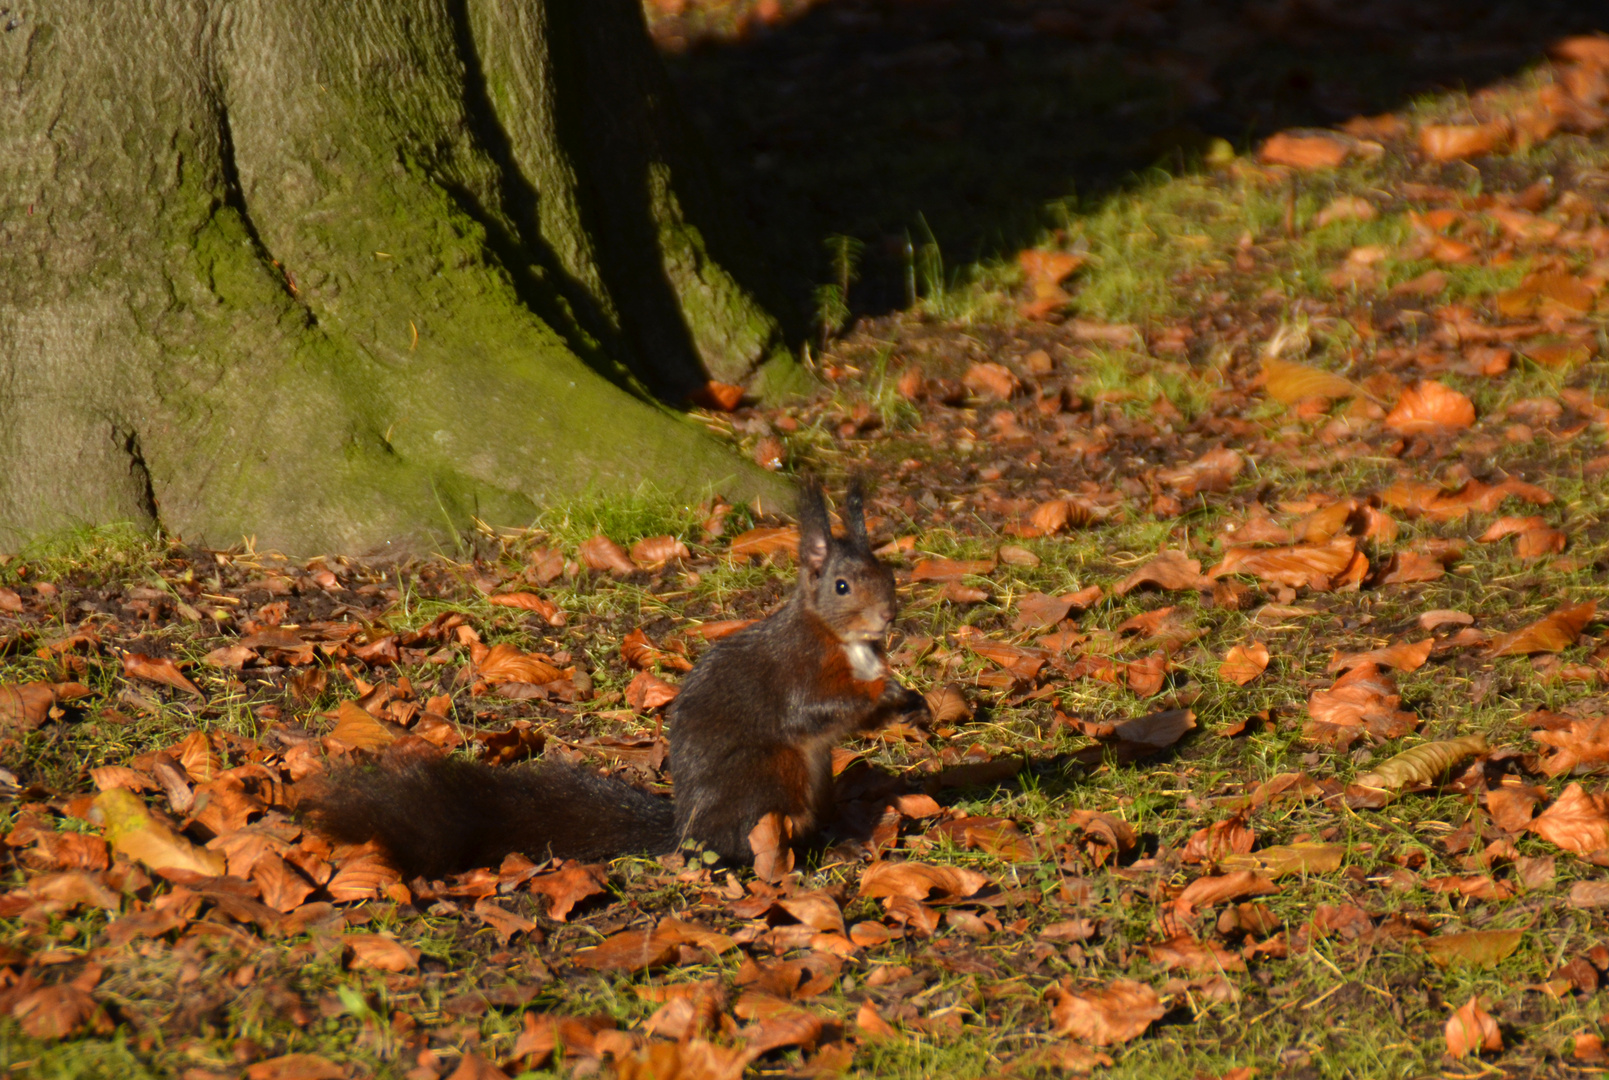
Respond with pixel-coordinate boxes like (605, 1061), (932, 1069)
(1219, 642), (1270, 685)
(1156, 446), (1243, 496)
(325, 848), (401, 903)
(528, 863), (608, 922)
(631, 535), (691, 570)
(1445, 996), (1502, 1057)
(1259, 130), (1351, 169)
(859, 861), (989, 903)
(488, 592), (564, 625)
(1534, 717), (1609, 777)
(92, 788), (227, 878)
(1384, 380), (1475, 434)
(445, 1052), (510, 1080)
(0, 682), (61, 731)
(855, 999), (899, 1040)
(473, 897), (538, 943)
(1046, 978), (1165, 1045)
(1420, 123), (1507, 161)
(961, 361), (1019, 400)
(1175, 870), (1280, 908)
(245, 1053), (348, 1080)
(1328, 638), (1433, 674)
(253, 854), (316, 913)
(1210, 537), (1356, 591)
(1144, 934), (1247, 973)
(1180, 816), (1256, 865)
(1261, 356), (1364, 404)
(1423, 929), (1523, 969)
(749, 812), (795, 884)
(1530, 783), (1609, 854)
(911, 557), (996, 582)
(344, 932), (420, 972)
(578, 535), (635, 575)
(683, 619), (756, 642)
(121, 652), (202, 696)
(1305, 663), (1417, 746)
(473, 642), (564, 685)
(1115, 551), (1206, 595)
(327, 701), (396, 751)
(574, 919), (735, 973)
(728, 526), (800, 559)
(12, 982), (98, 1040)
(1219, 842), (1344, 879)
(1488, 601), (1596, 656)
(625, 670), (679, 712)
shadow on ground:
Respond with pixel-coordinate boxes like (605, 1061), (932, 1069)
(652, 0), (1609, 322)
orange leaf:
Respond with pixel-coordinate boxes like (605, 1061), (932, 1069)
(344, 932), (419, 972)
(1260, 356), (1364, 405)
(1046, 978), (1165, 1045)
(1327, 638), (1433, 674)
(579, 535), (635, 575)
(1384, 380), (1475, 434)
(910, 557), (996, 582)
(529, 863), (608, 921)
(1219, 642), (1270, 685)
(961, 362), (1019, 400)
(1209, 537), (1357, 591)
(728, 526), (800, 559)
(327, 701), (396, 751)
(488, 592), (563, 625)
(473, 642), (564, 685)
(1529, 783), (1609, 854)
(1258, 131), (1350, 169)
(121, 652), (202, 696)
(630, 535), (691, 570)
(1487, 601), (1596, 657)
(0, 682), (62, 731)
(1419, 123), (1507, 161)
(625, 671), (679, 712)
(858, 861), (989, 902)
(1156, 446), (1243, 496)
(749, 812), (795, 884)
(1114, 551), (1206, 595)
(1445, 996), (1502, 1057)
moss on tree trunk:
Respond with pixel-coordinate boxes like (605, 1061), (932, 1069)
(0, 0), (796, 555)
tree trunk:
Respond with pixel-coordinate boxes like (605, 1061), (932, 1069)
(0, 0), (798, 555)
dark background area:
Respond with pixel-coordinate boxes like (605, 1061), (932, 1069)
(650, 0), (1609, 324)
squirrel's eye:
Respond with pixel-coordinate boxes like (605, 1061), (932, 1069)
(835, 579), (850, 595)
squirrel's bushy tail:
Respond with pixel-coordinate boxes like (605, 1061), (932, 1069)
(302, 758), (678, 878)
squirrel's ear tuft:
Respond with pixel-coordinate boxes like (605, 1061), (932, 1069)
(797, 477), (831, 572)
(843, 477), (869, 548)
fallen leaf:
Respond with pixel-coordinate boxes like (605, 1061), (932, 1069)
(473, 642), (564, 685)
(962, 362), (1020, 400)
(488, 592), (563, 625)
(120, 652), (202, 696)
(528, 863), (608, 921)
(1261, 357), (1364, 404)
(1144, 934), (1247, 973)
(1328, 638), (1433, 673)
(1219, 842), (1343, 879)
(0, 682), (61, 731)
(1175, 871), (1281, 908)
(1259, 130), (1350, 169)
(473, 897), (538, 943)
(1420, 123), (1507, 161)
(1180, 816), (1257, 865)
(1444, 996), (1502, 1057)
(1046, 978), (1165, 1045)
(1115, 551), (1207, 594)
(1219, 642), (1270, 685)
(1530, 783), (1609, 854)
(1534, 717), (1609, 777)
(911, 557), (996, 582)
(327, 701), (396, 751)
(1156, 447), (1243, 496)
(1210, 537), (1357, 591)
(92, 788), (226, 878)
(12, 982), (98, 1040)
(631, 535), (691, 570)
(859, 861), (989, 903)
(728, 527), (800, 559)
(345, 932), (420, 972)
(625, 671), (679, 711)
(1384, 380), (1475, 434)
(1353, 735), (1489, 800)
(1488, 601), (1596, 656)
(749, 812), (794, 884)
(245, 1054), (347, 1080)
(1423, 929), (1523, 969)
(579, 535), (635, 575)
(574, 919), (734, 972)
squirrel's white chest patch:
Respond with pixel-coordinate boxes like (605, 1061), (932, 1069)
(843, 640), (885, 682)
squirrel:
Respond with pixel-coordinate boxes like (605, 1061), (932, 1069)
(302, 480), (930, 879)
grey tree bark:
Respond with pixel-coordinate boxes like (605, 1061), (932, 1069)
(0, 0), (798, 555)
